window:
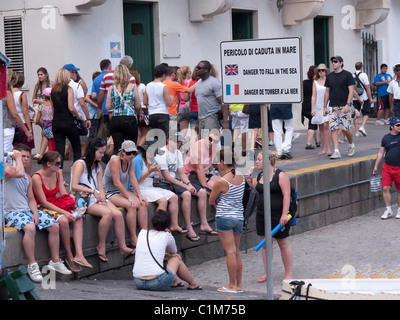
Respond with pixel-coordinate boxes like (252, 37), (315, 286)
(3, 15), (24, 73)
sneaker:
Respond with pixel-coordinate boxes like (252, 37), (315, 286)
(396, 208), (400, 219)
(256, 137), (262, 147)
(355, 132), (362, 137)
(347, 146), (355, 157)
(376, 120), (385, 126)
(47, 260), (72, 275)
(330, 151), (341, 159)
(381, 208), (393, 219)
(27, 262), (43, 282)
(280, 152), (293, 160)
(269, 141), (274, 146)
(359, 127), (367, 136)
(385, 119), (390, 125)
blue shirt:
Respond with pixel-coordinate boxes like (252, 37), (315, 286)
(374, 73), (392, 97)
(91, 70), (109, 115)
(381, 132), (400, 166)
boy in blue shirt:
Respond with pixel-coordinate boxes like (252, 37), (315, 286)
(374, 64), (392, 125)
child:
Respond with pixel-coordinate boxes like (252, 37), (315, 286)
(36, 87), (55, 152)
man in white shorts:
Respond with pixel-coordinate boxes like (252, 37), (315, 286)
(324, 56), (356, 159)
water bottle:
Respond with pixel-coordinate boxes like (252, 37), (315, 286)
(72, 210), (81, 220)
(153, 170), (160, 184)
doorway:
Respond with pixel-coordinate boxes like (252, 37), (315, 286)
(314, 16), (330, 66)
(232, 10), (253, 40)
(123, 2), (154, 84)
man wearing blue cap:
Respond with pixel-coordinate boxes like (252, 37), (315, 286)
(373, 117), (400, 219)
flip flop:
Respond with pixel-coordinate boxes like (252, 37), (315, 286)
(199, 230), (218, 236)
(123, 250), (135, 260)
(73, 259), (93, 269)
(185, 234), (200, 242)
(170, 282), (185, 288)
(97, 253), (108, 263)
(217, 287), (237, 293)
(187, 285), (203, 290)
(172, 228), (188, 235)
(257, 275), (267, 283)
(65, 259), (82, 273)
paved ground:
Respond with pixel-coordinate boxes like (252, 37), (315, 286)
(27, 119), (400, 304)
(33, 206), (400, 301)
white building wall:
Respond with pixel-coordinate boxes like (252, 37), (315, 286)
(1, 0), (397, 150)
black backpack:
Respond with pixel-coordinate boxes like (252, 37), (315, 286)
(242, 179), (260, 227)
(353, 72), (366, 96)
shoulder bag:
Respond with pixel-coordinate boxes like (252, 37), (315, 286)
(146, 230), (168, 274)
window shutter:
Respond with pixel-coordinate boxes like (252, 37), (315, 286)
(3, 16), (24, 73)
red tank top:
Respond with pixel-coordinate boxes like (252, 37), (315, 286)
(33, 171), (60, 205)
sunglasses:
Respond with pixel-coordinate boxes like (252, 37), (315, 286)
(331, 60), (339, 64)
(51, 161), (62, 167)
(124, 150), (136, 156)
(395, 124), (400, 127)
(196, 65), (207, 71)
(318, 69), (326, 72)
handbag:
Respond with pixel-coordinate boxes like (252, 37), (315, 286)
(73, 116), (88, 136)
(153, 180), (175, 192)
(71, 183), (92, 207)
(242, 104), (251, 114)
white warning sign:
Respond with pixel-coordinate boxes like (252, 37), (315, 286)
(220, 37), (302, 104)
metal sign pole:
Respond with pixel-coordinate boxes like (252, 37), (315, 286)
(261, 104), (274, 300)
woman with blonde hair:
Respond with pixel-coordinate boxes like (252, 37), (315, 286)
(51, 68), (83, 167)
(246, 151), (293, 284)
(106, 64), (142, 152)
(311, 63), (331, 156)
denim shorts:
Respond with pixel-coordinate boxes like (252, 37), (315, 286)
(215, 217), (243, 235)
(189, 110), (198, 127)
(133, 269), (174, 291)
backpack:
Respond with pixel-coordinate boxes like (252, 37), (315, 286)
(274, 169), (298, 216)
(242, 179), (260, 227)
(353, 72), (366, 96)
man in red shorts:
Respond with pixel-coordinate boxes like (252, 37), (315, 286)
(373, 117), (400, 219)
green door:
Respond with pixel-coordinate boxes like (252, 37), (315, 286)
(123, 2), (154, 84)
(232, 10), (253, 40)
(314, 17), (330, 66)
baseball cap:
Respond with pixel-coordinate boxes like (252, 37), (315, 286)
(120, 140), (137, 152)
(389, 117), (400, 127)
(63, 64), (80, 71)
(330, 56), (343, 63)
(42, 87), (52, 97)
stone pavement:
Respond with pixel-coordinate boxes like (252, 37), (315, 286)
(33, 206), (400, 301)
(27, 118), (399, 303)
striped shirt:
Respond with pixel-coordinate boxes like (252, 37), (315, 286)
(215, 176), (245, 220)
(99, 70), (136, 91)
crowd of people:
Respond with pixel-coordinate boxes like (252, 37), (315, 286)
(3, 54), (400, 293)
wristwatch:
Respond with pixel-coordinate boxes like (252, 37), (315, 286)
(346, 102), (352, 106)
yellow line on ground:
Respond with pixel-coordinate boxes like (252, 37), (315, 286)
(286, 154), (377, 176)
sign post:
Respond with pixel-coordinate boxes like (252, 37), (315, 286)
(220, 37), (302, 300)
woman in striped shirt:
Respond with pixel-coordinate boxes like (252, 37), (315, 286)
(209, 149), (245, 294)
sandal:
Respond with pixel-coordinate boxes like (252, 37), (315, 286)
(185, 234), (200, 242)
